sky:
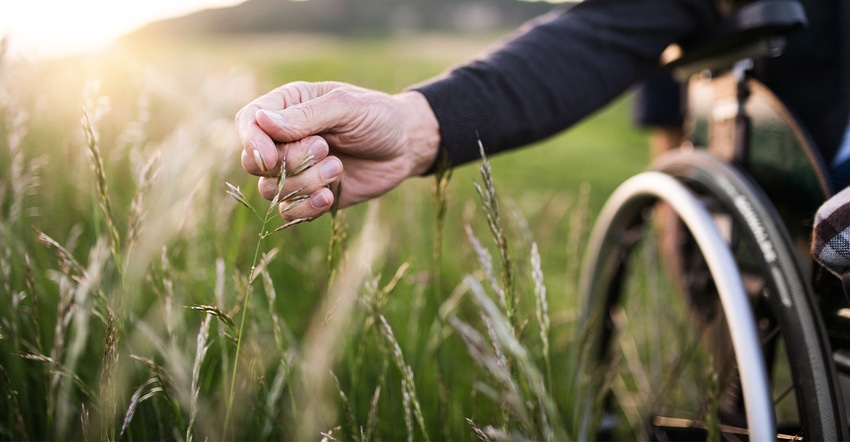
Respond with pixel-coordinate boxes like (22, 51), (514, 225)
(0, 0), (246, 59)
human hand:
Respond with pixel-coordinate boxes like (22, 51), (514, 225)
(235, 81), (440, 221)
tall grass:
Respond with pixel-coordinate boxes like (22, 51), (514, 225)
(0, 35), (647, 441)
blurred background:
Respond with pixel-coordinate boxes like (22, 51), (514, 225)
(2, 0), (564, 59)
(0, 1), (650, 440)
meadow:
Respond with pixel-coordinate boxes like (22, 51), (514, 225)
(0, 32), (649, 440)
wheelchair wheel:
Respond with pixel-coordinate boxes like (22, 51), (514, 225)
(579, 149), (845, 440)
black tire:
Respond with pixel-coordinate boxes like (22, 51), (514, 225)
(580, 149), (845, 440)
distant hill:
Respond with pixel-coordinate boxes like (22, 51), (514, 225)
(128, 0), (567, 38)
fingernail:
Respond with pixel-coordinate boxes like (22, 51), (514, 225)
(253, 150), (268, 172)
(319, 159), (342, 180)
(308, 138), (328, 159)
(311, 192), (329, 208)
(295, 139), (327, 174)
(260, 109), (287, 126)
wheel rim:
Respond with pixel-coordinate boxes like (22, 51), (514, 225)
(579, 172), (776, 440)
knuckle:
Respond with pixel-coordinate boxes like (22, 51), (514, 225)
(326, 87), (356, 105)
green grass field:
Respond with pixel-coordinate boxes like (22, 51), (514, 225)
(0, 33), (650, 440)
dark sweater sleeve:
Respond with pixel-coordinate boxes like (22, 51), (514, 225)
(413, 0), (717, 170)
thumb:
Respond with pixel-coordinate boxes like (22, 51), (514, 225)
(255, 88), (366, 143)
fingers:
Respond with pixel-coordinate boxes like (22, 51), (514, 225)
(256, 154), (340, 200)
(254, 87), (372, 144)
(242, 135), (329, 177)
(236, 111), (279, 175)
(278, 187), (335, 222)
(257, 155), (343, 220)
(258, 155), (342, 199)
(236, 81), (348, 174)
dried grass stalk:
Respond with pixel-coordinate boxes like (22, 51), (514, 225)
(473, 140), (515, 328)
(82, 105), (122, 273)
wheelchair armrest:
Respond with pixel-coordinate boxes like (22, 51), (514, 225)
(666, 0), (807, 76)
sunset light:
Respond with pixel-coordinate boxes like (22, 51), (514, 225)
(0, 0), (245, 59)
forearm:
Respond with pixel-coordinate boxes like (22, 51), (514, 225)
(414, 0), (717, 169)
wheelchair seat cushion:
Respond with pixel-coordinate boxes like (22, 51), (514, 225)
(812, 186), (850, 277)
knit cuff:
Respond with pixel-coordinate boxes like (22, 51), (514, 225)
(412, 73), (494, 174)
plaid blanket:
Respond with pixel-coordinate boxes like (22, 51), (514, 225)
(812, 186), (850, 277)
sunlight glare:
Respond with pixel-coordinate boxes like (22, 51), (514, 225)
(0, 0), (245, 59)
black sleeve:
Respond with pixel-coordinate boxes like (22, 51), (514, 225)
(413, 0), (717, 170)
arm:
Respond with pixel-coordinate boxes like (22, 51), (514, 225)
(235, 0), (717, 222)
(414, 0), (716, 168)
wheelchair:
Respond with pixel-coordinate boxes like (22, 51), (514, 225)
(578, 1), (850, 439)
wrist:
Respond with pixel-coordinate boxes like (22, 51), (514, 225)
(396, 91), (441, 176)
